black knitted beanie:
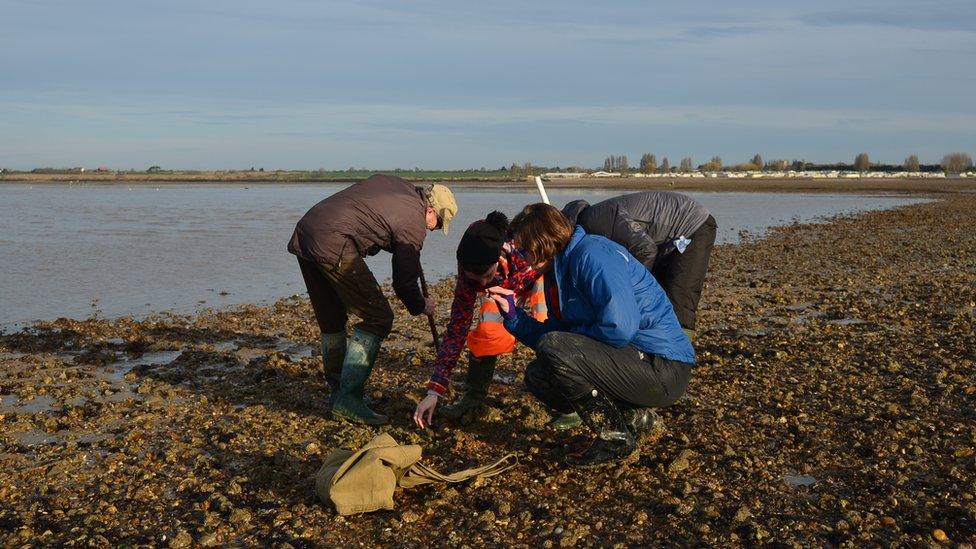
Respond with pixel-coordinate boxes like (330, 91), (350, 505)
(456, 211), (509, 267)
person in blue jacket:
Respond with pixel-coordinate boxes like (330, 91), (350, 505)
(489, 203), (695, 467)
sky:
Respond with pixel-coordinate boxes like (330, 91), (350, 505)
(1, 0), (974, 170)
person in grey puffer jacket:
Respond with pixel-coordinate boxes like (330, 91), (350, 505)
(562, 191), (716, 339)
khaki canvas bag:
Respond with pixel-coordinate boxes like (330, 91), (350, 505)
(315, 433), (518, 515)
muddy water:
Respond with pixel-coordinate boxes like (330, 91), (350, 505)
(0, 183), (928, 328)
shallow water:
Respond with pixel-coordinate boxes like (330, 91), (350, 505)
(783, 473), (818, 487)
(0, 182), (928, 329)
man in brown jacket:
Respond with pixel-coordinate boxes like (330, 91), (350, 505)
(288, 174), (457, 425)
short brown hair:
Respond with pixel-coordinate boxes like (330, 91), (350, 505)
(513, 203), (573, 264)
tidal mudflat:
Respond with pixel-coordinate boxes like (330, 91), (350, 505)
(1, 196), (974, 546)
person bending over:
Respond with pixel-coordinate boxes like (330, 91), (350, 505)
(562, 191), (716, 340)
(288, 175), (457, 425)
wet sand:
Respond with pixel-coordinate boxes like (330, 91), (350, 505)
(1, 196), (975, 546)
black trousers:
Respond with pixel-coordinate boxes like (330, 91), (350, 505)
(297, 256), (395, 338)
(652, 215), (717, 330)
(524, 332), (692, 414)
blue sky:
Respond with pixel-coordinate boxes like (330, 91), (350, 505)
(1, 0), (973, 169)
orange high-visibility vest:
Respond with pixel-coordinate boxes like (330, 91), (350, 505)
(466, 274), (547, 358)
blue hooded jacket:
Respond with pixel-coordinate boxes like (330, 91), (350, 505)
(504, 226), (695, 364)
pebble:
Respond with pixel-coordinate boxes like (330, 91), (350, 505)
(668, 449), (696, 475)
(932, 529), (947, 542)
(229, 508), (251, 524)
(733, 506), (752, 523)
(401, 510), (420, 523)
(168, 530), (192, 549)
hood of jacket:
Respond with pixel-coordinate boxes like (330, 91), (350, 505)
(560, 200), (590, 225)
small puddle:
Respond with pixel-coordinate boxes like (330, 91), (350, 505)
(8, 430), (62, 446)
(493, 373), (517, 385)
(792, 310), (827, 323)
(783, 473), (817, 487)
(277, 341), (314, 360)
(235, 347), (269, 363)
(1, 394), (58, 414)
(234, 340), (315, 363)
(826, 318), (867, 326)
(213, 341), (238, 352)
(100, 350), (184, 381)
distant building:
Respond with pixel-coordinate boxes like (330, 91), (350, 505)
(541, 172), (587, 180)
(589, 171), (621, 178)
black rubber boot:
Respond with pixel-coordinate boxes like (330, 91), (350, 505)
(320, 332), (345, 408)
(623, 407), (661, 438)
(566, 388), (637, 467)
(332, 328), (388, 425)
(441, 355), (496, 419)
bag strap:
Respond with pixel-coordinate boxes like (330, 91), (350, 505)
(399, 453), (518, 488)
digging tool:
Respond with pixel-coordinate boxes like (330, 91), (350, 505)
(419, 267), (440, 348)
(534, 176), (551, 205)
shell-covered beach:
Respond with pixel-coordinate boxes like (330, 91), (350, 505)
(2, 195), (974, 547)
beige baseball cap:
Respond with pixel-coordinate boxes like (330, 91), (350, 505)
(426, 184), (458, 234)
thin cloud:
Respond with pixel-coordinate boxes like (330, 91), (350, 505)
(4, 99), (974, 134)
(799, 8), (976, 32)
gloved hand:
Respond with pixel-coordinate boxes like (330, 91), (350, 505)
(500, 294), (517, 322)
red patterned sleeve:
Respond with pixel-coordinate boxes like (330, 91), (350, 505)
(426, 273), (478, 395)
(501, 243), (540, 297)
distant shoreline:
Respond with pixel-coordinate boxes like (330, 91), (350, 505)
(3, 174), (976, 195)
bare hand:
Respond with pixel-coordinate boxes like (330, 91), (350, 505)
(423, 296), (436, 316)
(414, 394), (438, 429)
(486, 286), (514, 313)
(486, 285), (514, 296)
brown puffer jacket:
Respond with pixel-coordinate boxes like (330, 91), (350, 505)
(287, 175), (428, 315)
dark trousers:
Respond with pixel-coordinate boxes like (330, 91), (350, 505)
(652, 215), (717, 330)
(524, 332), (692, 414)
(297, 256), (394, 339)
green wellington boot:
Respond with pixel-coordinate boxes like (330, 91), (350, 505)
(549, 412), (582, 430)
(566, 388), (637, 468)
(332, 328), (388, 425)
(320, 332), (346, 409)
(440, 355), (497, 419)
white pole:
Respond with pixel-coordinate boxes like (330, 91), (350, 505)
(534, 176), (551, 205)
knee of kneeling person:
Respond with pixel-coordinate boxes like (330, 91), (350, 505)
(536, 332), (570, 358)
(535, 332), (584, 377)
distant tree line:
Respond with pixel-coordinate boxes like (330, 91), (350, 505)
(603, 155), (629, 172)
(941, 152), (974, 174)
(598, 151), (971, 174)
(12, 151), (976, 178)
